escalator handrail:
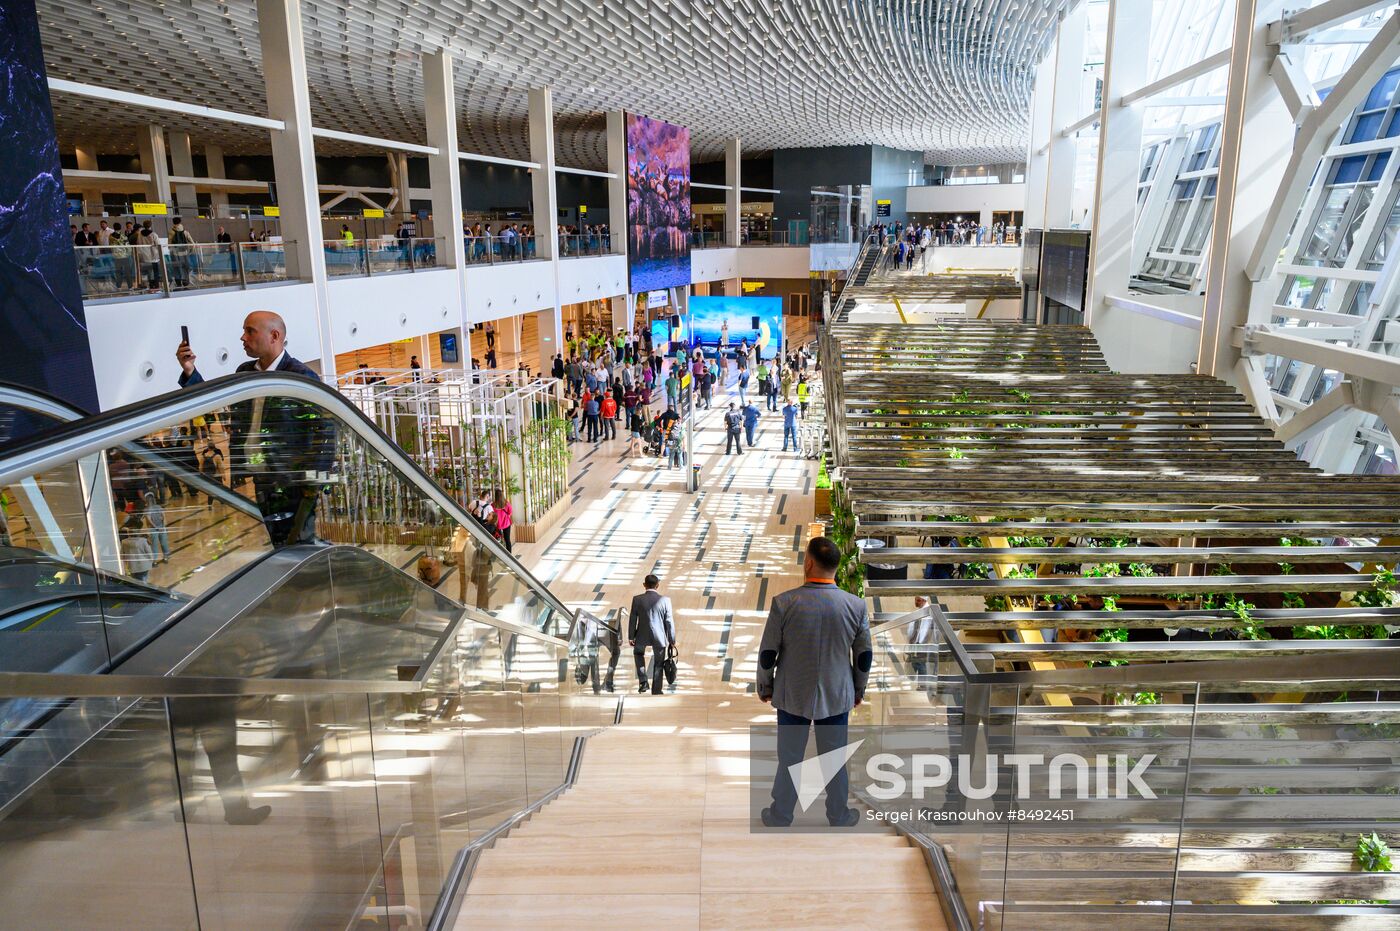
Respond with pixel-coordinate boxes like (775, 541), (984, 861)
(0, 371), (574, 624)
(0, 380), (262, 521)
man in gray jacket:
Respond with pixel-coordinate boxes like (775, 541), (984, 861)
(756, 537), (872, 827)
(628, 574), (676, 694)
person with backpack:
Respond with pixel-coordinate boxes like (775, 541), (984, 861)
(724, 403), (744, 455)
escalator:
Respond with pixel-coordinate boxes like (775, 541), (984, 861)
(0, 374), (606, 929)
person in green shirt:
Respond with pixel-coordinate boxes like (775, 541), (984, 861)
(797, 376), (810, 418)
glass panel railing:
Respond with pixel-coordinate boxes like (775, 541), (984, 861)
(689, 229), (725, 248)
(0, 600), (615, 929)
(558, 232), (608, 257)
(238, 241), (289, 283)
(75, 243), (295, 299)
(324, 239), (366, 277)
(863, 606), (1400, 930)
(463, 234), (539, 265)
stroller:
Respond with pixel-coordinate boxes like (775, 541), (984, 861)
(644, 418), (666, 457)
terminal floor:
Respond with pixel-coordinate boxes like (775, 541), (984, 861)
(458, 373), (947, 929)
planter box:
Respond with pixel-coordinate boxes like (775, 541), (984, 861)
(515, 492), (571, 544)
(814, 487), (832, 515)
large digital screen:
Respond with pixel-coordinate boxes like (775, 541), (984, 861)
(687, 295), (783, 361)
(0, 1), (99, 422)
(1039, 229), (1091, 314)
(625, 113), (691, 293)
(1021, 228), (1043, 292)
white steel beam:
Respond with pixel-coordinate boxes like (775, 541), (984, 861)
(741, 186), (781, 194)
(1087, 0), (1152, 329)
(1104, 294), (1204, 328)
(1270, 51), (1322, 122)
(459, 152), (540, 170)
(1238, 355), (1283, 424)
(555, 166), (618, 179)
(1045, 5), (1087, 228)
(691, 182), (733, 191)
(725, 138), (742, 247)
(1121, 49), (1233, 106)
(1273, 0), (1397, 42)
(1138, 96), (1228, 107)
(64, 169), (151, 183)
(1271, 304), (1366, 325)
(1060, 111), (1100, 137)
(47, 78), (285, 131)
(1241, 324), (1400, 385)
(310, 127), (438, 156)
(1198, 0), (1294, 380)
(1247, 13), (1400, 282)
(1277, 381), (1356, 445)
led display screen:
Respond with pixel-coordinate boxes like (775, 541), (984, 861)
(687, 295), (783, 361)
(625, 112), (691, 292)
(1039, 229), (1091, 314)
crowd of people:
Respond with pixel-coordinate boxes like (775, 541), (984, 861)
(550, 322), (817, 469)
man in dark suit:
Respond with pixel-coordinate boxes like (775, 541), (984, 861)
(177, 311), (334, 546)
(628, 573), (676, 694)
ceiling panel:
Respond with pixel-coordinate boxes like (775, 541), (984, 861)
(38, 0), (1065, 166)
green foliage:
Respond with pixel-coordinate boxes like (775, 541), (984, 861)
(1225, 594), (1269, 641)
(1355, 833), (1394, 872)
(816, 455), (831, 490)
(1354, 568), (1399, 608)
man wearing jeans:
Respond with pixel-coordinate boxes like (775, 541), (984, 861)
(756, 537), (872, 828)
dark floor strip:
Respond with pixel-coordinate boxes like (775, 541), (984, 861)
(756, 576), (770, 612)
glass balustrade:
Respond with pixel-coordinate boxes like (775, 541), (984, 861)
(0, 373), (616, 929)
(463, 234), (539, 265)
(73, 242), (294, 299)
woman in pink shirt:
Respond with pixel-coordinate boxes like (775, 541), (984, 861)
(492, 490), (514, 552)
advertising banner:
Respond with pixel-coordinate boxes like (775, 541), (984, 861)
(0, 0), (99, 421)
(625, 113), (691, 292)
(688, 295), (783, 360)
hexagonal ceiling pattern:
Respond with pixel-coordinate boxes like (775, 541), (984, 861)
(38, 0), (1067, 166)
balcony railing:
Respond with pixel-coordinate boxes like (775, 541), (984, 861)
(74, 242), (293, 300)
(689, 230), (725, 249)
(322, 237), (443, 278)
(463, 234), (540, 265)
(741, 229), (809, 246)
(558, 232), (611, 258)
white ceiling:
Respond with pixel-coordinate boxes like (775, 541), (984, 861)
(39, 0), (1067, 166)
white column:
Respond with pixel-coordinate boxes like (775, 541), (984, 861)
(1198, 0), (1292, 381)
(168, 131), (198, 214)
(257, 0), (335, 377)
(390, 151), (411, 215)
(1085, 0), (1151, 325)
(606, 111), (627, 256)
(1024, 55), (1056, 229)
(74, 141), (101, 214)
(136, 124), (171, 206)
(422, 48), (469, 350)
(205, 144), (230, 216)
(529, 87), (565, 356)
(724, 137), (741, 246)
(1044, 6), (1087, 228)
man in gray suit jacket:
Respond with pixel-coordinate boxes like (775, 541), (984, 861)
(628, 574), (676, 694)
(756, 537), (872, 827)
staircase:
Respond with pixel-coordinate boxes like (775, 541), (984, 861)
(456, 694), (946, 929)
(851, 243), (883, 286)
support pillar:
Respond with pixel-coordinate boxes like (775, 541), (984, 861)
(1085, 0), (1151, 326)
(136, 124), (171, 207)
(1024, 55), (1055, 230)
(73, 141), (101, 215)
(529, 87), (564, 358)
(205, 144), (230, 216)
(724, 138), (741, 247)
(168, 131), (198, 215)
(1198, 0), (1292, 381)
(606, 111), (627, 256)
(1044, 6), (1086, 228)
(390, 151), (411, 216)
(422, 49), (469, 348)
(257, 0), (335, 377)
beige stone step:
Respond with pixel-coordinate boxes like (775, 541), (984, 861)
(700, 892), (946, 930)
(457, 893), (700, 929)
(469, 847), (702, 895)
(699, 846), (935, 894)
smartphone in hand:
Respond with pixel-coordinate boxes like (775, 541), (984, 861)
(180, 325), (190, 346)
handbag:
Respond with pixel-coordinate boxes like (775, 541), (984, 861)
(662, 644), (678, 686)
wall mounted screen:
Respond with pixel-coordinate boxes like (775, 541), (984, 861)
(1039, 229), (1090, 314)
(687, 295), (783, 360)
(0, 0), (99, 420)
(1021, 228), (1043, 292)
(625, 113), (691, 293)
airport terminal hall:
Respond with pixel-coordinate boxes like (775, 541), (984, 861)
(5, 0), (1400, 928)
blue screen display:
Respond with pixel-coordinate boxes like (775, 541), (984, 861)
(687, 295), (783, 360)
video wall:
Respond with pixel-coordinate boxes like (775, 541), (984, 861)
(0, 0), (99, 420)
(1040, 229), (1091, 314)
(687, 296), (783, 361)
(625, 113), (691, 293)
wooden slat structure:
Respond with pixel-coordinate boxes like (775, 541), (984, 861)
(821, 312), (1400, 925)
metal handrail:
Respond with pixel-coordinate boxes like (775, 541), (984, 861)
(0, 372), (575, 625)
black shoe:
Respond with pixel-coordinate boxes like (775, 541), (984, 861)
(638, 681), (649, 693)
(224, 804), (271, 826)
(828, 808), (860, 828)
(760, 807), (792, 828)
